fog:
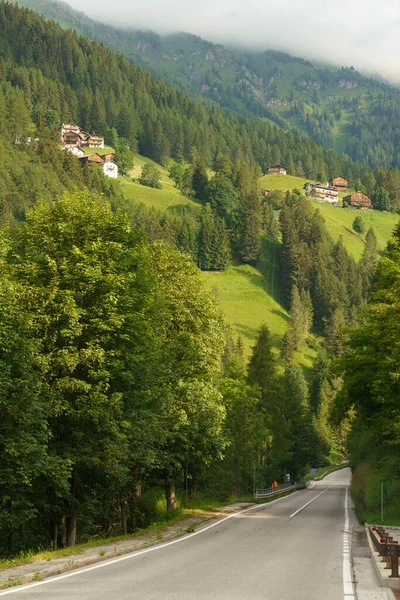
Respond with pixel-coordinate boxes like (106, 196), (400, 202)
(69, 0), (400, 83)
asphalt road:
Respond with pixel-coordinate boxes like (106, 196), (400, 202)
(0, 468), (354, 600)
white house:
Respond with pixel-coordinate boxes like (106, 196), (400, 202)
(103, 161), (119, 179)
(304, 182), (338, 204)
(66, 145), (85, 157)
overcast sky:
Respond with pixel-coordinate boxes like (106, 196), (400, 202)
(68, 0), (400, 83)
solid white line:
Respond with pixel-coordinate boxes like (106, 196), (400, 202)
(0, 490), (305, 596)
(289, 487), (331, 518)
(343, 489), (355, 600)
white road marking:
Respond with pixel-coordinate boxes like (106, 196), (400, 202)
(343, 488), (355, 599)
(289, 487), (331, 518)
(0, 490), (304, 596)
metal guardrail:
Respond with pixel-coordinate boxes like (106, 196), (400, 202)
(369, 526), (399, 578)
(255, 482), (307, 499)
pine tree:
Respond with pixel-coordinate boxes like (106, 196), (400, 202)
(296, 160), (305, 178)
(289, 285), (305, 350)
(198, 204), (215, 270)
(280, 329), (295, 364)
(325, 307), (346, 357)
(213, 219), (231, 271)
(359, 227), (378, 300)
(287, 155), (296, 176)
(191, 148), (209, 201)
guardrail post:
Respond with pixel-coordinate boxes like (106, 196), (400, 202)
(369, 527), (400, 578)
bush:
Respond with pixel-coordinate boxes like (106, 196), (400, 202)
(139, 163), (162, 189)
(352, 215), (365, 235)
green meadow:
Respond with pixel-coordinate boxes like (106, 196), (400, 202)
(201, 236), (318, 377)
(81, 146), (115, 156)
(120, 154), (200, 211)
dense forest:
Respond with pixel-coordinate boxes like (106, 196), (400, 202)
(16, 0), (400, 171)
(333, 223), (400, 522)
(0, 191), (326, 555)
(0, 2), (382, 188)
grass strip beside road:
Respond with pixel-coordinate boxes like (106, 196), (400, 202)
(0, 488), (306, 574)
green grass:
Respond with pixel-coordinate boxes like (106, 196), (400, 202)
(117, 154), (201, 211)
(0, 510), (201, 572)
(351, 457), (400, 526)
(259, 173), (310, 193)
(201, 239), (318, 379)
(81, 146), (115, 156)
(201, 264), (289, 358)
(120, 177), (200, 211)
(310, 200), (398, 260)
(333, 110), (353, 153)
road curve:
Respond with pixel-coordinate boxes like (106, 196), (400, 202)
(0, 468), (355, 600)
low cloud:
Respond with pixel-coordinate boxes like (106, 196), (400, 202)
(72, 0), (400, 83)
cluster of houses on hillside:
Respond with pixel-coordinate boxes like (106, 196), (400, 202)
(304, 180), (371, 209)
(264, 164), (371, 209)
(60, 124), (119, 179)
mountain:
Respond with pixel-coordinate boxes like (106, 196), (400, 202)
(14, 0), (400, 171)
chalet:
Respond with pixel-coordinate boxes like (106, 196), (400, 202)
(60, 124), (103, 149)
(330, 177), (348, 191)
(78, 153), (118, 178)
(60, 123), (81, 137)
(63, 131), (81, 147)
(78, 153), (105, 166)
(88, 134), (105, 149)
(343, 192), (371, 209)
(268, 164), (287, 175)
(78, 131), (90, 146)
(260, 188), (271, 197)
(304, 182), (338, 204)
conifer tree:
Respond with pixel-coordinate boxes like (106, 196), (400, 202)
(325, 307), (346, 357)
(359, 227), (378, 300)
(289, 285), (305, 350)
(213, 219), (231, 271)
(296, 160), (305, 178)
(280, 329), (295, 364)
(248, 324), (278, 414)
(198, 204), (215, 270)
(191, 149), (209, 201)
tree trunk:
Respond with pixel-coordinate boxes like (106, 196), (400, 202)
(66, 510), (77, 547)
(166, 481), (176, 511)
(120, 491), (128, 535)
(56, 516), (67, 549)
(128, 465), (141, 534)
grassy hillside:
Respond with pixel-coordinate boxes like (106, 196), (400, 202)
(311, 202), (398, 260)
(201, 236), (318, 377)
(120, 155), (200, 211)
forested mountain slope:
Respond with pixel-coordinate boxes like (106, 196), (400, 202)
(0, 0), (381, 194)
(15, 0), (400, 170)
